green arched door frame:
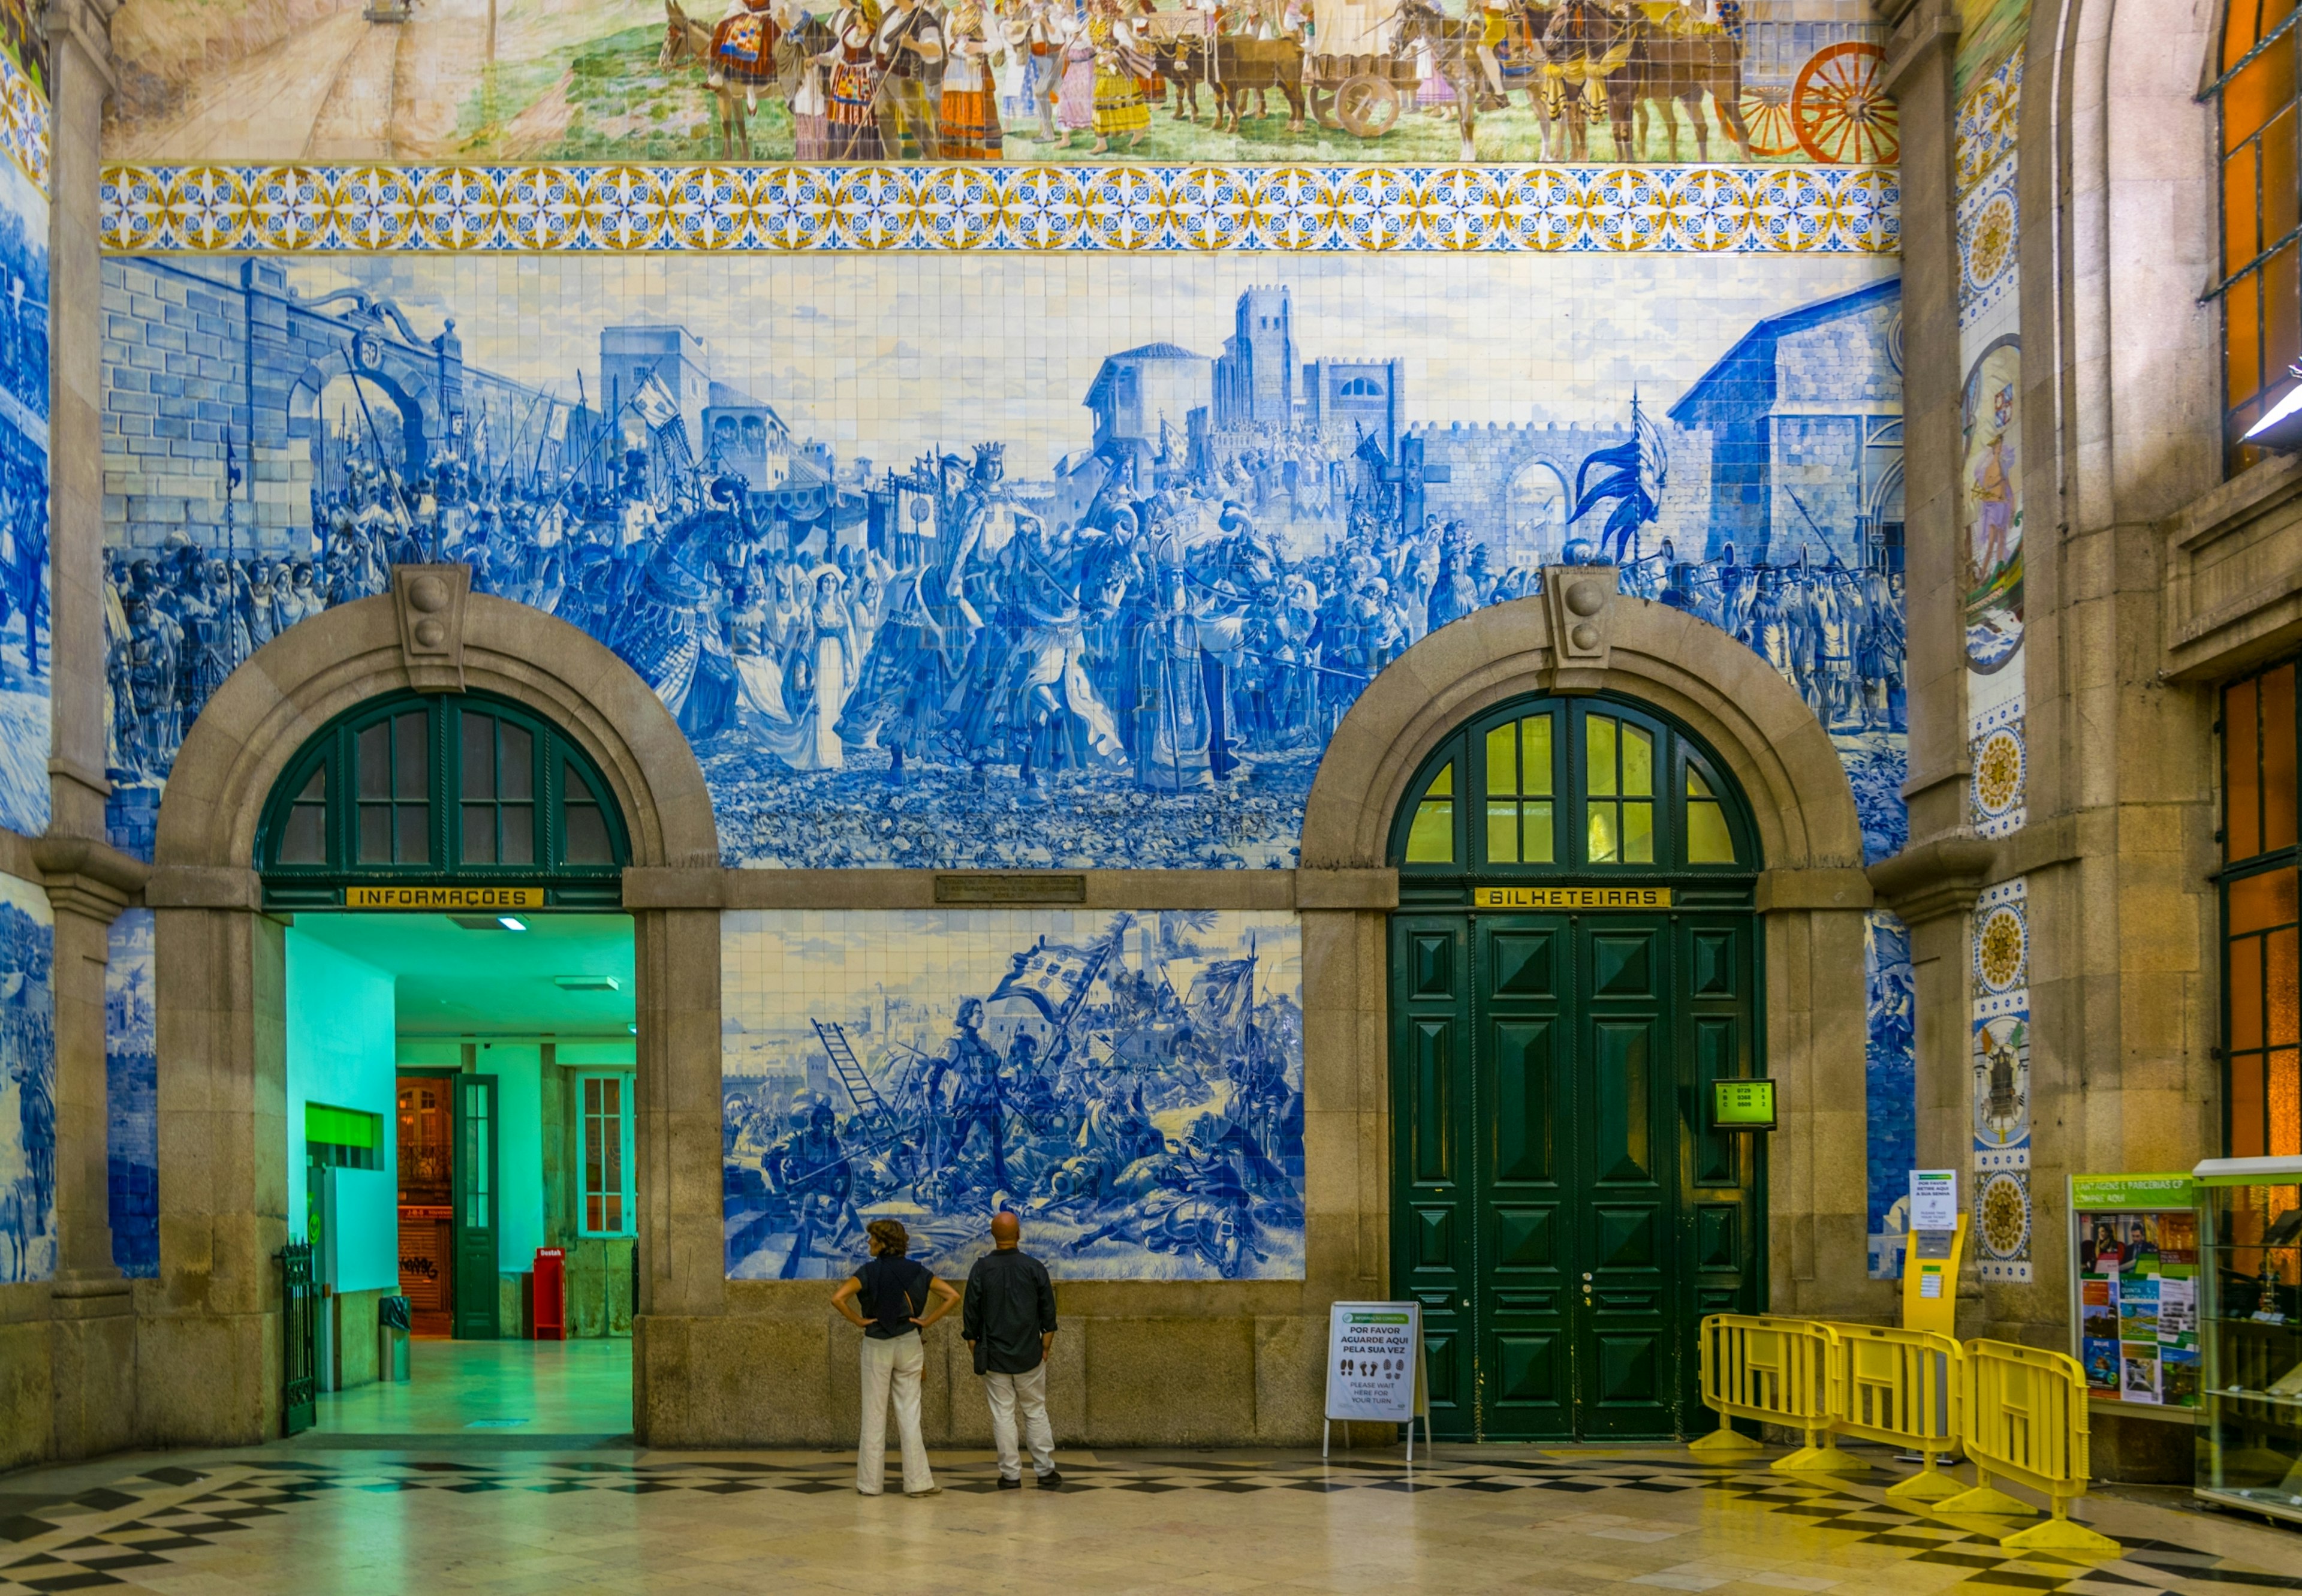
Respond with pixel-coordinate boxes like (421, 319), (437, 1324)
(1386, 689), (1767, 1443)
(255, 687), (631, 910)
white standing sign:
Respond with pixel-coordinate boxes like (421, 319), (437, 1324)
(1910, 1169), (1960, 1232)
(1323, 1301), (1432, 1459)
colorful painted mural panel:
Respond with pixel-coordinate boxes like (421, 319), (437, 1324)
(0, 147), (49, 840)
(722, 908), (1301, 1279)
(94, 250), (1903, 869)
(101, 0), (1893, 169)
(0, 871), (56, 1285)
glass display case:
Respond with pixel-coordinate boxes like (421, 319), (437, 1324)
(2196, 1155), (2302, 1523)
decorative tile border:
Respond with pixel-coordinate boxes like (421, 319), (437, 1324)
(1955, 55), (2020, 198)
(1956, 158), (2016, 330)
(0, 44), (47, 192)
(101, 162), (1899, 256)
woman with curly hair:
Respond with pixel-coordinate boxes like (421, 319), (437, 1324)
(831, 1219), (961, 1497)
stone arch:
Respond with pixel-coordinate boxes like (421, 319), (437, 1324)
(1298, 572), (1879, 1324)
(1505, 457), (1571, 567)
(155, 587), (715, 871)
(287, 352), (437, 478)
(138, 579), (718, 1446)
(2032, 0), (2222, 526)
(1301, 580), (1866, 876)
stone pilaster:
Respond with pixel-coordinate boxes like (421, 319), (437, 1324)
(44, 0), (118, 843)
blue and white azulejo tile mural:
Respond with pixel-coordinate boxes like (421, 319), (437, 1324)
(723, 909), (1303, 1281)
(0, 128), (49, 841)
(0, 871), (55, 1284)
(95, 248), (1905, 869)
(107, 908), (159, 1279)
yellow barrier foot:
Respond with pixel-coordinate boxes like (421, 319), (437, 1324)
(1885, 1465), (1966, 1503)
(1999, 1516), (2120, 1555)
(1934, 1483), (2039, 1516)
(1689, 1425), (1764, 1457)
(1771, 1444), (1868, 1476)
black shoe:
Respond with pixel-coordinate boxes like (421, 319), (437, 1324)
(997, 1475), (1022, 1490)
(1036, 1469), (1063, 1488)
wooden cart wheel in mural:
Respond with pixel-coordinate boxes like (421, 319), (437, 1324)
(1737, 83), (1800, 158)
(1791, 41), (1898, 165)
(1336, 74), (1401, 138)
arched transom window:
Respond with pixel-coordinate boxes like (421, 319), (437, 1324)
(1388, 694), (1756, 875)
(257, 690), (629, 908)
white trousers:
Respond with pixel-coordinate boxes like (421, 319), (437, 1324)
(857, 1333), (933, 1495)
(983, 1362), (1056, 1480)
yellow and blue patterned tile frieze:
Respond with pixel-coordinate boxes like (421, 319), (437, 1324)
(0, 46), (47, 192)
(100, 162), (1899, 256)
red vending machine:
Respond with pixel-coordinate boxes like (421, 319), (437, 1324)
(532, 1247), (567, 1341)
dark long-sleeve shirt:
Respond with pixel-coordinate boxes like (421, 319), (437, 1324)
(963, 1247), (1057, 1375)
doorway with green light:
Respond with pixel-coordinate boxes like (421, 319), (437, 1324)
(1388, 691), (1767, 1442)
(263, 688), (644, 1435)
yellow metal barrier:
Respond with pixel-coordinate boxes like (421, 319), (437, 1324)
(1824, 1322), (1965, 1502)
(1692, 1314), (1863, 1475)
(1939, 1338), (2120, 1553)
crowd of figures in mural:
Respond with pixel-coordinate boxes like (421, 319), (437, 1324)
(100, 261), (1906, 869)
(104, 0), (1895, 167)
(0, 881), (56, 1285)
(722, 910), (1303, 1279)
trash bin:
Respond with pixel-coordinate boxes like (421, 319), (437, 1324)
(378, 1294), (412, 1383)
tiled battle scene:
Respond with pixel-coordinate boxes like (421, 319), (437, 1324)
(1, 1443), (2297, 1596)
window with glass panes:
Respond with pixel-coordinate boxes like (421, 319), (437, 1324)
(580, 1074), (635, 1236)
(1390, 692), (1752, 874)
(256, 690), (629, 905)
(2218, 0), (2302, 471)
(2223, 660), (2302, 1163)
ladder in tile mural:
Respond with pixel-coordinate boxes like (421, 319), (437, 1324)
(812, 1020), (893, 1128)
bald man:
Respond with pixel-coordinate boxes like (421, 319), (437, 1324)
(962, 1211), (1062, 1488)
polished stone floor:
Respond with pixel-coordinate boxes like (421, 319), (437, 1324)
(314, 1339), (635, 1440)
(2, 1436), (2299, 1596)
(0, 1345), (2294, 1595)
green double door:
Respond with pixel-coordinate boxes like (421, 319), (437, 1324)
(1391, 910), (1763, 1441)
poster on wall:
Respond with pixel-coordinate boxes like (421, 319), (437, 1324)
(0, 871), (56, 1284)
(100, 0), (1897, 169)
(722, 908), (1302, 1281)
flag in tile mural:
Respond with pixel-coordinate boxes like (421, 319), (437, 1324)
(721, 910), (1303, 1282)
(93, 251), (1906, 871)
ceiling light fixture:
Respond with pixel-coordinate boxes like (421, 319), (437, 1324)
(499, 916), (528, 932)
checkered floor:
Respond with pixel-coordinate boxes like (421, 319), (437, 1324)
(1, 1452), (2295, 1595)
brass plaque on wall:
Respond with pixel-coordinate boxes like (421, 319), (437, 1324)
(934, 874), (1087, 905)
(1472, 886), (1673, 910)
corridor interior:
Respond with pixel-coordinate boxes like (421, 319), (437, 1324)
(285, 911), (639, 1438)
